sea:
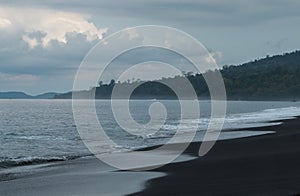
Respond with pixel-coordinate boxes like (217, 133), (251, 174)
(1, 99), (300, 169)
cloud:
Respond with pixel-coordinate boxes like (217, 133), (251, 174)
(0, 18), (11, 28)
(0, 1), (299, 94)
(0, 6), (108, 48)
(209, 51), (222, 65)
(22, 35), (38, 49)
(1, 0), (298, 28)
(0, 1), (300, 31)
(0, 72), (38, 83)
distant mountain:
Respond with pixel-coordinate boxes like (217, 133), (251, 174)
(0, 92), (32, 99)
(0, 92), (59, 99)
(34, 92), (58, 99)
(55, 50), (300, 101)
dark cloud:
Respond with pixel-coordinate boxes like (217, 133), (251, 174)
(1, 0), (300, 27)
(1, 32), (93, 68)
(1, 0), (300, 93)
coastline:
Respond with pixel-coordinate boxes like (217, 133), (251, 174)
(0, 117), (299, 195)
(0, 155), (165, 196)
(132, 117), (300, 195)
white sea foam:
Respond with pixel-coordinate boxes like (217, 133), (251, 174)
(145, 106), (300, 141)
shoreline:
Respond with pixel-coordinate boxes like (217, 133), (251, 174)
(0, 154), (166, 196)
(131, 117), (300, 195)
(0, 117), (299, 195)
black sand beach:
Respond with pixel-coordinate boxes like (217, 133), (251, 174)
(132, 117), (300, 195)
(1, 117), (300, 196)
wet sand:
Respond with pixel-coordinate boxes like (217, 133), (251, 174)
(0, 155), (165, 196)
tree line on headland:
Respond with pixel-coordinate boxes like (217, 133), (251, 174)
(55, 50), (300, 101)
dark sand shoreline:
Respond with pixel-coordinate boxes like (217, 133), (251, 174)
(0, 154), (165, 196)
(132, 117), (300, 196)
(0, 117), (299, 195)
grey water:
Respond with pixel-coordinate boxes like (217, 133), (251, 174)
(1, 99), (300, 169)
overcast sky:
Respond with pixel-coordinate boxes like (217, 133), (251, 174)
(1, 0), (300, 94)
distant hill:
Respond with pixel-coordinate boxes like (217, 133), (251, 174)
(0, 92), (32, 99)
(221, 51), (300, 100)
(0, 92), (59, 99)
(34, 92), (58, 99)
(54, 50), (300, 100)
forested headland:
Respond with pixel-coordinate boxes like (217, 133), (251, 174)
(55, 50), (300, 101)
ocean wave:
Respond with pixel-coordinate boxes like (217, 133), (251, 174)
(145, 106), (300, 139)
(0, 155), (84, 169)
